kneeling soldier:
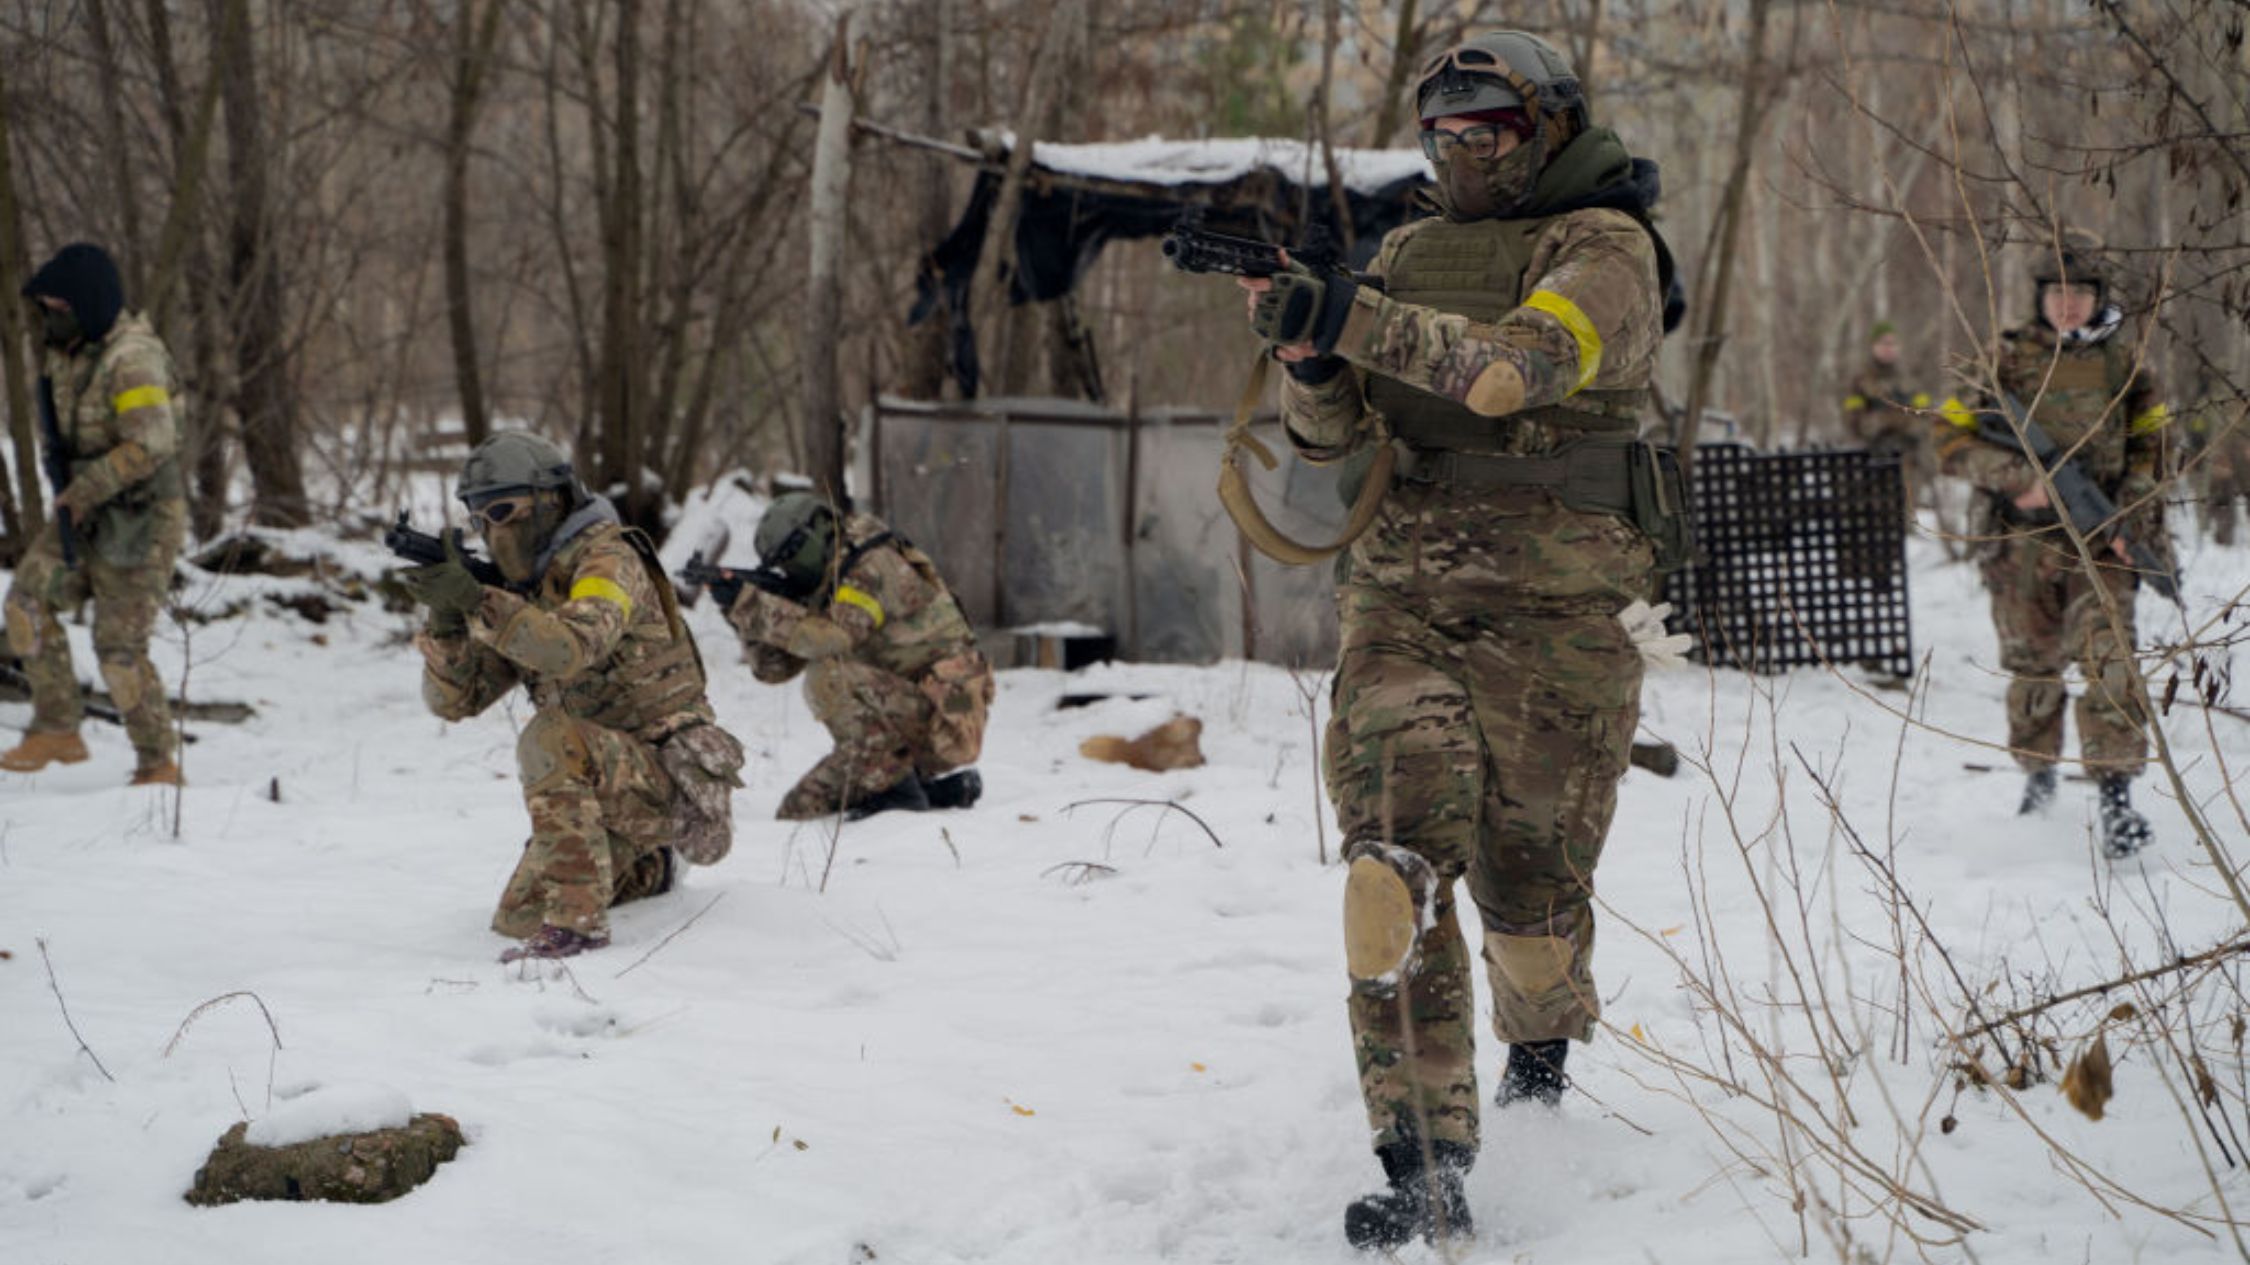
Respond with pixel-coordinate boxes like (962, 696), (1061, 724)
(403, 433), (745, 962)
(724, 492), (992, 821)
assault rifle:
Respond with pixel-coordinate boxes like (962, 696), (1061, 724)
(1159, 218), (1353, 282)
(381, 512), (509, 588)
(677, 551), (798, 611)
(34, 376), (78, 569)
(1976, 393), (2181, 602)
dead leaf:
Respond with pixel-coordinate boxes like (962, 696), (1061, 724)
(2195, 1055), (2219, 1109)
(2107, 1002), (2137, 1023)
(792, 1139), (809, 1151)
(2061, 1033), (2114, 1121)
(1940, 1114), (1958, 1135)
(1190, 1063), (1207, 1073)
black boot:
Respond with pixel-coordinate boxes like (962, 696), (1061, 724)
(1343, 1140), (1474, 1251)
(924, 768), (983, 810)
(1497, 1039), (1570, 1108)
(2018, 766), (2058, 816)
(844, 774), (932, 822)
(2098, 775), (2153, 859)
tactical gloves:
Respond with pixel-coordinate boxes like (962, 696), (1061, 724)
(1249, 263), (1358, 356)
(401, 536), (486, 636)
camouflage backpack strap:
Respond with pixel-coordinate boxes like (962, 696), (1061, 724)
(620, 526), (706, 688)
(1218, 352), (1396, 567)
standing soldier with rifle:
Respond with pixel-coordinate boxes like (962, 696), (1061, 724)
(398, 432), (746, 962)
(3, 244), (187, 785)
(1934, 227), (2172, 857)
(1233, 32), (1687, 1250)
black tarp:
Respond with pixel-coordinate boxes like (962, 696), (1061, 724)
(910, 145), (1432, 398)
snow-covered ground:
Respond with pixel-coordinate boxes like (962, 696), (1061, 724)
(4, 517), (2249, 1264)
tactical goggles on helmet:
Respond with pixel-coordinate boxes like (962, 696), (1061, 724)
(463, 486), (537, 527)
(1416, 46), (1531, 119)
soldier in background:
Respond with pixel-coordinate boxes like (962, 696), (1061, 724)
(1933, 228), (2169, 858)
(1241, 31), (1684, 1250)
(402, 432), (745, 962)
(724, 492), (991, 821)
(2, 243), (187, 785)
(1842, 320), (1933, 519)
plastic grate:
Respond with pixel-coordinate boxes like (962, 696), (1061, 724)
(1661, 445), (1914, 677)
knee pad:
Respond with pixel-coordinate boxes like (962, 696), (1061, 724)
(98, 654), (149, 712)
(1485, 931), (1577, 997)
(4, 589), (45, 657)
(517, 712), (597, 795)
(1343, 839), (1438, 986)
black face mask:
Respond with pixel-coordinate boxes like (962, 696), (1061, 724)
(37, 304), (82, 351)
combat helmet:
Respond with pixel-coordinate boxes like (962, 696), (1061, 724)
(456, 431), (584, 584)
(1413, 32), (1589, 136)
(755, 491), (839, 590)
(2031, 227), (2109, 299)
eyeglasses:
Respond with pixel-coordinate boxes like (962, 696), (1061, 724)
(1419, 124), (1509, 162)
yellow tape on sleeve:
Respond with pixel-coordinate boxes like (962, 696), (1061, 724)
(2130, 402), (2172, 436)
(1842, 394), (1868, 411)
(112, 385), (170, 414)
(1940, 397), (1977, 430)
(833, 584), (886, 628)
(1521, 289), (1602, 394)
(568, 575), (634, 617)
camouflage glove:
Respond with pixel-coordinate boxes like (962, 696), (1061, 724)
(1249, 262), (1358, 355)
(400, 536), (485, 636)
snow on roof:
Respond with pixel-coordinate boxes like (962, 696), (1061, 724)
(1013, 135), (1430, 196)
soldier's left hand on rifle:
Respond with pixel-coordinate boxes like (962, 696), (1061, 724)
(2008, 483), (2133, 562)
(399, 535), (488, 635)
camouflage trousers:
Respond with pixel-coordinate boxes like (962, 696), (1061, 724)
(494, 710), (675, 939)
(1328, 586), (1642, 1152)
(3, 508), (184, 766)
(1980, 534), (2147, 777)
(776, 651), (992, 820)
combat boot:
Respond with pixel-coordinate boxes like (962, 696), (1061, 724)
(844, 774), (931, 822)
(499, 925), (610, 963)
(0, 730), (90, 772)
(2098, 776), (2153, 859)
(1343, 1139), (1475, 1251)
(130, 759), (184, 787)
(924, 768), (983, 810)
(2018, 767), (2057, 816)
(1496, 1039), (1570, 1108)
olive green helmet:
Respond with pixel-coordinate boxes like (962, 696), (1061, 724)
(755, 491), (838, 586)
(457, 431), (580, 508)
(1414, 31), (1589, 133)
(2031, 227), (2109, 296)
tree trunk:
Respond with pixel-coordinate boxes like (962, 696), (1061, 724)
(897, 0), (952, 400)
(445, 0), (509, 448)
(0, 53), (35, 549)
(967, 0), (1085, 398)
(594, 0), (652, 525)
(1369, 0), (1423, 148)
(148, 0), (236, 539)
(1671, 0), (1774, 471)
(84, 0), (147, 297)
(214, 0), (308, 527)
(802, 7), (858, 504)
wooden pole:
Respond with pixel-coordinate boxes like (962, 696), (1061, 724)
(802, 7), (857, 506)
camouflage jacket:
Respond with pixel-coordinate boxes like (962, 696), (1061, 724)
(726, 514), (976, 685)
(1277, 157), (1665, 606)
(1280, 206), (1663, 461)
(1935, 315), (2170, 539)
(1842, 359), (1930, 452)
(419, 504), (715, 744)
(43, 310), (186, 564)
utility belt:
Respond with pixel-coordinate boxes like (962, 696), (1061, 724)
(1393, 437), (1694, 571)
